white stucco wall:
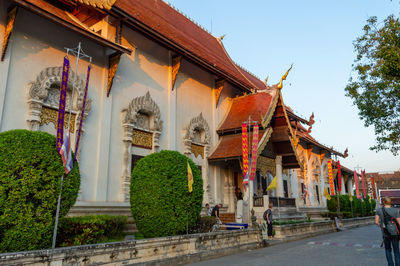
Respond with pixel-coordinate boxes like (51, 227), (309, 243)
(0, 6), (246, 213)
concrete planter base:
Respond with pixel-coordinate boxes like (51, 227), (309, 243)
(0, 229), (261, 266)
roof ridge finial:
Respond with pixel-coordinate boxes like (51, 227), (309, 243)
(217, 34), (226, 41)
(264, 76), (269, 86)
(277, 63), (293, 89)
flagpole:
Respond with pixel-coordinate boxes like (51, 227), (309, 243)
(52, 174), (63, 249)
(52, 43), (91, 250)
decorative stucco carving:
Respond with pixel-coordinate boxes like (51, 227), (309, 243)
(27, 66), (92, 160)
(122, 91), (162, 131)
(183, 113), (210, 158)
(257, 156), (276, 177)
(121, 91), (163, 202)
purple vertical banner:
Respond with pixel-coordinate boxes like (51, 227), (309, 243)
(56, 57), (70, 152)
(74, 65), (91, 160)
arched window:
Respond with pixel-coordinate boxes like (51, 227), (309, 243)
(27, 66), (92, 160)
(121, 91), (163, 202)
(183, 113), (210, 159)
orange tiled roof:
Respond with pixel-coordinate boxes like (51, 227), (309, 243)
(208, 131), (264, 160)
(113, 0), (260, 92)
(217, 92), (273, 132)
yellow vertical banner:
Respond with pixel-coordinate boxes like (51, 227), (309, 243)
(187, 161), (193, 192)
(328, 160), (335, 196)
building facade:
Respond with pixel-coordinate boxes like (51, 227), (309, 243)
(0, 0), (354, 221)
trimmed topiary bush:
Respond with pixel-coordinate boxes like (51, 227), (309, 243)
(0, 130), (80, 252)
(130, 150), (203, 238)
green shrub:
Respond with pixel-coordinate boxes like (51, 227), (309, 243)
(57, 215), (127, 246)
(130, 150), (203, 238)
(339, 195), (351, 212)
(0, 130), (80, 252)
(341, 211), (353, 219)
(189, 216), (218, 233)
(327, 194), (376, 218)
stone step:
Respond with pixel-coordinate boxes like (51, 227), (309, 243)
(124, 220), (138, 234)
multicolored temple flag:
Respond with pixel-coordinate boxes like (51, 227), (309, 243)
(242, 170), (249, 191)
(187, 161), (193, 193)
(327, 160), (335, 196)
(56, 56), (70, 152)
(337, 160), (342, 192)
(354, 170), (360, 199)
(60, 131), (73, 174)
(371, 177), (377, 199)
(249, 124), (259, 181)
(266, 176), (277, 191)
(74, 65), (91, 160)
(361, 170), (367, 199)
(349, 190), (353, 202)
(323, 187), (331, 200)
(241, 123), (249, 178)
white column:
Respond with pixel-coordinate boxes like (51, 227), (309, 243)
(276, 156), (284, 197)
(347, 178), (353, 196)
(340, 175), (346, 195)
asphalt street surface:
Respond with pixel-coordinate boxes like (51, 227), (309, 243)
(188, 225), (387, 266)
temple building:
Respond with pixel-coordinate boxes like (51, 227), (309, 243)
(0, 0), (353, 223)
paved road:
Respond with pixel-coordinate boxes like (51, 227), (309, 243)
(188, 225), (387, 266)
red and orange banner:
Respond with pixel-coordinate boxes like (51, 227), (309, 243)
(249, 124), (259, 181)
(371, 177), (376, 199)
(337, 160), (342, 192)
(328, 160), (335, 196)
(241, 123), (249, 177)
(354, 170), (360, 199)
(361, 170), (366, 199)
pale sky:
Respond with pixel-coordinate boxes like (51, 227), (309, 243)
(168, 0), (400, 172)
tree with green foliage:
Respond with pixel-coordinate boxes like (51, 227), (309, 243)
(130, 150), (203, 238)
(0, 130), (80, 252)
(346, 15), (400, 155)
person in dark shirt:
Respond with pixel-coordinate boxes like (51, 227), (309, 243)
(238, 191), (243, 200)
(211, 203), (223, 220)
(263, 203), (273, 240)
(376, 197), (400, 266)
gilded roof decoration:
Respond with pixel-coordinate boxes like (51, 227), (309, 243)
(75, 0), (117, 10)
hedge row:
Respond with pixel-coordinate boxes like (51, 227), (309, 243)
(57, 215), (127, 246)
(326, 194), (376, 217)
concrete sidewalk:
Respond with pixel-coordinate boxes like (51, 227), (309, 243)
(187, 225), (386, 266)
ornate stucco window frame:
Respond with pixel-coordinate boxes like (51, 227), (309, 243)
(27, 66), (92, 160)
(183, 113), (211, 159)
(121, 91), (162, 202)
